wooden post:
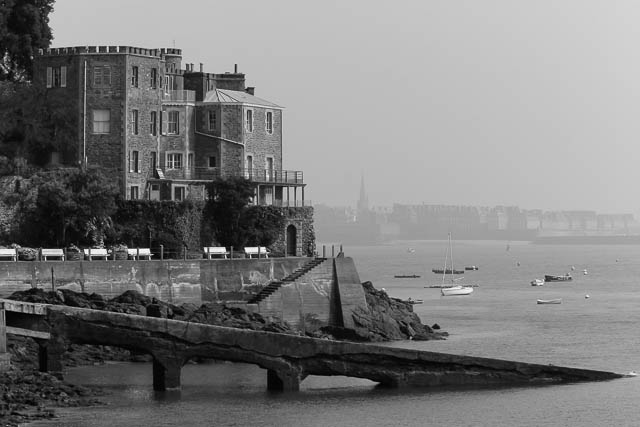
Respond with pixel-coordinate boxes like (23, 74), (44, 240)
(51, 267), (55, 292)
(0, 304), (9, 372)
(160, 245), (164, 261)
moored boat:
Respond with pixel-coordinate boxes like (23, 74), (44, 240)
(441, 285), (474, 296)
(432, 268), (465, 275)
(433, 233), (476, 296)
(544, 274), (572, 282)
(530, 279), (544, 286)
(464, 265), (479, 271)
(394, 274), (421, 279)
(537, 298), (562, 304)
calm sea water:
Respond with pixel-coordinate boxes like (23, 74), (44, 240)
(30, 240), (640, 426)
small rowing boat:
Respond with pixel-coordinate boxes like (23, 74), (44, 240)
(537, 298), (562, 304)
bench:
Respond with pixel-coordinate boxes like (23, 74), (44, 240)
(127, 248), (153, 260)
(83, 248), (109, 260)
(41, 248), (65, 261)
(244, 246), (270, 258)
(203, 247), (229, 259)
(0, 248), (17, 261)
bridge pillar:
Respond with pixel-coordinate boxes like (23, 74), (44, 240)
(36, 337), (64, 379)
(0, 305), (10, 372)
(267, 368), (301, 391)
(152, 356), (183, 391)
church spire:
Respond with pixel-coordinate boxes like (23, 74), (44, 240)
(357, 173), (368, 214)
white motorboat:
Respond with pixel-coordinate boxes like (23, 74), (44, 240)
(441, 285), (474, 296)
(530, 279), (544, 286)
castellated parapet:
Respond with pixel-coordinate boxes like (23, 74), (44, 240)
(37, 46), (182, 58)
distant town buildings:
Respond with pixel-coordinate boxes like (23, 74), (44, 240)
(316, 202), (638, 243)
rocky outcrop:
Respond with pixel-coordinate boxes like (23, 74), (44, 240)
(342, 281), (448, 341)
(8, 281), (446, 342)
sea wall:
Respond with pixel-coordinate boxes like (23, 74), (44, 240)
(0, 258), (311, 305)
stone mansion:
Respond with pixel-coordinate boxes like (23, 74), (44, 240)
(34, 45), (306, 207)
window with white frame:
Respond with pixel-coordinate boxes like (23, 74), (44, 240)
(166, 152), (182, 169)
(174, 186), (186, 201)
(208, 110), (216, 131)
(167, 111), (179, 134)
(150, 68), (157, 89)
(131, 66), (139, 87)
(150, 111), (157, 136)
(92, 109), (110, 134)
(245, 109), (253, 132)
(129, 150), (139, 173)
(265, 111), (273, 134)
(131, 109), (139, 135)
(130, 186), (139, 200)
(93, 65), (111, 87)
(46, 66), (67, 88)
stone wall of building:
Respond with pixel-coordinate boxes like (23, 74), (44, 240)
(125, 54), (164, 198)
(270, 207), (315, 257)
(244, 107), (282, 171)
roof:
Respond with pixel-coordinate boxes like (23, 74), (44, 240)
(202, 89), (282, 109)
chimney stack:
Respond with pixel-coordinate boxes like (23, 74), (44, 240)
(234, 64), (238, 73)
(245, 87), (255, 95)
(199, 63), (203, 72)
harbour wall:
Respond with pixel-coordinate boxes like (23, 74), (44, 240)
(0, 257), (367, 331)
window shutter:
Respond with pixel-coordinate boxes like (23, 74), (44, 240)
(161, 111), (168, 135)
(60, 66), (67, 87)
(46, 67), (52, 88)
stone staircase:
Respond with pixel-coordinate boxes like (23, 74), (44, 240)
(248, 257), (327, 304)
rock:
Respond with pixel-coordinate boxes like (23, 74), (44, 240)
(345, 281), (448, 342)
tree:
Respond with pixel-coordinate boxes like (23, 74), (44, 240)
(204, 177), (256, 249)
(242, 205), (285, 247)
(0, 81), (76, 170)
(0, 0), (54, 82)
(17, 167), (120, 246)
(203, 177), (286, 250)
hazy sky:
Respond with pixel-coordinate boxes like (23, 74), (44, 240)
(49, 1), (640, 214)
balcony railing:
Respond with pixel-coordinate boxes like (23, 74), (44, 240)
(162, 90), (195, 103)
(156, 167), (304, 184)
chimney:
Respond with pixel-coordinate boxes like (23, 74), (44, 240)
(234, 64), (238, 73)
(199, 63), (203, 72)
(245, 87), (255, 95)
(190, 63), (194, 72)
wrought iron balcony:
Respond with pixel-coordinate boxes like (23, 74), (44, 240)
(157, 167), (304, 184)
(162, 90), (195, 103)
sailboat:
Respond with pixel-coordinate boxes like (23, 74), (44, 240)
(436, 233), (474, 296)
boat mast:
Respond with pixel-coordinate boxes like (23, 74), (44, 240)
(441, 234), (449, 285)
(448, 232), (454, 283)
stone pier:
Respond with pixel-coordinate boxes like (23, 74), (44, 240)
(0, 299), (627, 393)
